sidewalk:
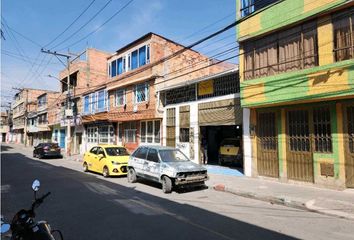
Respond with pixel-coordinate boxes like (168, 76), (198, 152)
(208, 173), (354, 220)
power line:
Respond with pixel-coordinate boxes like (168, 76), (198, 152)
(57, 0), (135, 51)
(50, 0), (113, 50)
(43, 0), (96, 48)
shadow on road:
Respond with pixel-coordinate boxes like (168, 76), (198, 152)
(2, 150), (299, 240)
(1, 144), (13, 152)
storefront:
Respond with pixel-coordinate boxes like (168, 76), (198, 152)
(161, 70), (243, 169)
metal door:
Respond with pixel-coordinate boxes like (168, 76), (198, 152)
(257, 112), (279, 178)
(286, 110), (314, 182)
(59, 129), (66, 148)
(344, 105), (354, 187)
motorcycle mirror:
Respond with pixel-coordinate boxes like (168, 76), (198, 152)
(32, 179), (40, 192)
(0, 223), (10, 234)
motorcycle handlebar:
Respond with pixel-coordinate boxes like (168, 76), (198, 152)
(32, 192), (51, 210)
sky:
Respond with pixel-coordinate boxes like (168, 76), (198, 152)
(1, 0), (237, 108)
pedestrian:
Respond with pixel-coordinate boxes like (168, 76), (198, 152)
(201, 135), (208, 165)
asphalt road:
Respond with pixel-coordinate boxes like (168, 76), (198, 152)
(1, 144), (354, 240)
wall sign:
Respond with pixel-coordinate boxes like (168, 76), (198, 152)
(198, 79), (214, 96)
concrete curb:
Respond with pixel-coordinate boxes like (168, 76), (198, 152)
(212, 184), (354, 221)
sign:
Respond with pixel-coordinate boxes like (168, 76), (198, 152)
(198, 79), (214, 96)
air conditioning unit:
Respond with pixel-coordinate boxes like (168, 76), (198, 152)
(133, 105), (138, 113)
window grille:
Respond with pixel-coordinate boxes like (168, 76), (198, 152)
(313, 107), (332, 153)
(287, 110), (310, 152)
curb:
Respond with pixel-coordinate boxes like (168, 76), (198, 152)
(212, 184), (354, 221)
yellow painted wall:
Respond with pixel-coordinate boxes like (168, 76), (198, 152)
(318, 15), (334, 66)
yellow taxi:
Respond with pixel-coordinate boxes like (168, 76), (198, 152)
(82, 145), (129, 177)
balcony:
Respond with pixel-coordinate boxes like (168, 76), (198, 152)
(12, 109), (25, 119)
(0, 125), (9, 133)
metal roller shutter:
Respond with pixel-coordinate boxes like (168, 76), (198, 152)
(198, 98), (242, 126)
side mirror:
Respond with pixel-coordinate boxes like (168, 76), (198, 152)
(32, 179), (40, 192)
(0, 223), (10, 234)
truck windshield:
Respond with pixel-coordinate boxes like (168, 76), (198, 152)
(159, 149), (189, 162)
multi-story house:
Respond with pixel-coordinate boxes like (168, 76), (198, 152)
(0, 112), (9, 143)
(237, 0), (354, 188)
(11, 88), (47, 145)
(81, 32), (234, 153)
(27, 91), (60, 147)
(50, 48), (110, 155)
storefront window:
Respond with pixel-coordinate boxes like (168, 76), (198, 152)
(124, 122), (137, 143)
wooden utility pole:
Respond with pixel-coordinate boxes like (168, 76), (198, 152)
(41, 49), (72, 156)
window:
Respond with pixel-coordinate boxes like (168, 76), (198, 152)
(139, 46), (146, 66)
(83, 90), (108, 114)
(179, 128), (190, 142)
(38, 113), (47, 125)
(38, 95), (47, 107)
(90, 147), (98, 154)
(154, 120), (160, 143)
(91, 93), (97, 113)
(131, 50), (138, 70)
(109, 44), (150, 77)
(313, 107), (332, 153)
(244, 21), (318, 80)
(140, 120), (161, 144)
(240, 0), (279, 17)
(141, 122), (146, 143)
(115, 89), (126, 106)
(134, 147), (148, 159)
(333, 9), (354, 61)
(117, 58), (123, 75)
(135, 83), (149, 103)
(97, 91), (105, 111)
(147, 148), (159, 163)
(124, 121), (137, 143)
(87, 127), (98, 143)
(118, 123), (123, 143)
(111, 60), (117, 77)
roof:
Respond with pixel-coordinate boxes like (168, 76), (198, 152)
(95, 144), (125, 148)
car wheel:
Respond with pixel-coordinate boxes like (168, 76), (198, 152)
(162, 176), (172, 194)
(38, 154), (43, 159)
(33, 152), (36, 158)
(218, 158), (223, 166)
(103, 166), (109, 178)
(83, 162), (88, 172)
(127, 168), (137, 183)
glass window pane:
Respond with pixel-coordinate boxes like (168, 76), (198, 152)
(131, 50), (138, 69)
(111, 60), (117, 77)
(147, 121), (153, 143)
(98, 91), (105, 110)
(139, 46), (146, 66)
(117, 58), (123, 75)
(154, 121), (160, 143)
(141, 122), (146, 143)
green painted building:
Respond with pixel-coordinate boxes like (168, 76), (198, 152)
(237, 0), (354, 188)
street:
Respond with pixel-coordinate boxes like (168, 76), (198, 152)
(1, 144), (354, 240)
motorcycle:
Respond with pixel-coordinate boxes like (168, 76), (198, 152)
(1, 180), (63, 240)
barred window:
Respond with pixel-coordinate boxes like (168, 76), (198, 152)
(333, 9), (354, 62)
(288, 110), (310, 152)
(313, 107), (332, 153)
(258, 112), (277, 150)
(165, 85), (196, 105)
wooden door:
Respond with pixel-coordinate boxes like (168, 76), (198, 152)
(257, 112), (279, 177)
(286, 109), (314, 182)
(344, 105), (354, 187)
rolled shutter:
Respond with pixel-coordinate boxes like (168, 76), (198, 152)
(198, 98), (242, 126)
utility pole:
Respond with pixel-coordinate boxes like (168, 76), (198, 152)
(41, 49), (72, 156)
(24, 89), (28, 147)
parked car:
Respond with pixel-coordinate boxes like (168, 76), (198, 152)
(127, 146), (208, 193)
(218, 138), (242, 166)
(83, 145), (129, 177)
(33, 143), (62, 159)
